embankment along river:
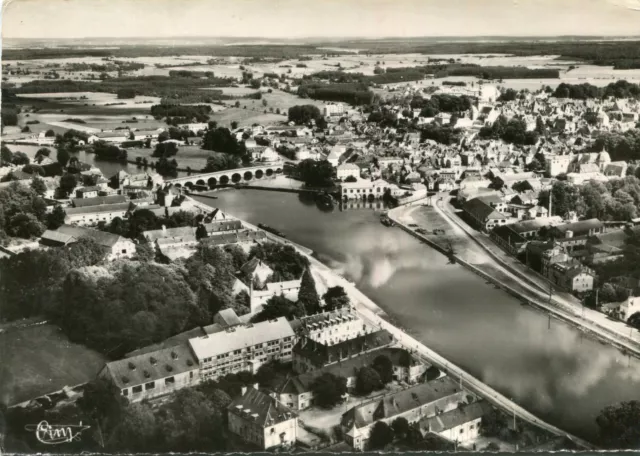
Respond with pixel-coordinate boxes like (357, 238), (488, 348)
(193, 189), (640, 440)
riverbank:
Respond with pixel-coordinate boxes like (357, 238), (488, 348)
(437, 198), (640, 357)
(389, 201), (640, 361)
(185, 194), (594, 449)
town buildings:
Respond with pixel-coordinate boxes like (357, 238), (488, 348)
(278, 347), (427, 411)
(340, 377), (467, 450)
(228, 385), (298, 450)
(40, 224), (136, 260)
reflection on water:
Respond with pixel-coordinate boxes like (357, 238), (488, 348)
(177, 190), (640, 439)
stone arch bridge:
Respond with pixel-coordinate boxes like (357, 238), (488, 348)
(164, 162), (284, 189)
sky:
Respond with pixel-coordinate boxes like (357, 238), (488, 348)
(2, 0), (640, 40)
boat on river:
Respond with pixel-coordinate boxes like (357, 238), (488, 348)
(257, 223), (287, 238)
(380, 213), (395, 227)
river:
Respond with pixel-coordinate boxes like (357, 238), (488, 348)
(192, 189), (640, 441)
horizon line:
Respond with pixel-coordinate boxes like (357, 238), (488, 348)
(5, 34), (640, 41)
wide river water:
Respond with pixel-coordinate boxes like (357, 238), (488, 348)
(192, 189), (640, 441)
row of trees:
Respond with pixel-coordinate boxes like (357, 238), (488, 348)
(539, 177), (640, 223)
(410, 94), (474, 117)
(553, 80), (640, 100)
(594, 129), (640, 162)
(150, 103), (212, 123)
(298, 82), (375, 106)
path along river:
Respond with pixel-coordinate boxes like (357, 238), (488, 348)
(192, 189), (640, 441)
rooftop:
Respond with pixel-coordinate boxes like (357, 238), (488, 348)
(228, 386), (297, 428)
(341, 377), (462, 430)
(188, 317), (295, 361)
(105, 342), (198, 389)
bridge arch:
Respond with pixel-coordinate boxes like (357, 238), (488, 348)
(243, 171), (253, 181)
(275, 167), (283, 174)
(231, 173), (242, 183)
(255, 169), (264, 179)
(196, 179), (205, 186)
(208, 177), (217, 189)
(266, 168), (274, 177)
(219, 175), (230, 185)
(174, 183), (182, 188)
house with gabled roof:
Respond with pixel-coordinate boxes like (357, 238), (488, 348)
(40, 224), (135, 261)
(100, 342), (199, 403)
(340, 377), (465, 450)
(228, 385), (298, 450)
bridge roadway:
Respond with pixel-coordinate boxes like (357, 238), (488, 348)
(164, 161), (285, 188)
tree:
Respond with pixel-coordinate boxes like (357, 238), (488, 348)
(9, 213), (45, 238)
(355, 366), (382, 395)
(391, 417), (410, 438)
(255, 361), (279, 389)
(368, 421), (394, 450)
(298, 268), (320, 314)
(57, 147), (70, 167)
(322, 286), (350, 311)
(288, 105), (322, 125)
(1, 145), (13, 164)
(311, 373), (347, 409)
(316, 116), (327, 129)
(203, 153), (241, 172)
(59, 173), (78, 197)
(11, 151), (30, 165)
(596, 401), (640, 449)
(372, 355), (394, 385)
(628, 312), (640, 331)
(77, 377), (127, 447)
(30, 177), (47, 196)
(297, 159), (335, 187)
(153, 141), (179, 158)
(46, 205), (66, 229)
(481, 407), (508, 437)
(135, 241), (155, 262)
(45, 129), (56, 137)
(251, 295), (303, 323)
(425, 365), (441, 381)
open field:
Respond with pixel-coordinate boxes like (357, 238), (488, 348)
(0, 323), (106, 405)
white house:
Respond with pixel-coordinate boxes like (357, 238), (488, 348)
(336, 163), (360, 180)
(620, 296), (640, 322)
